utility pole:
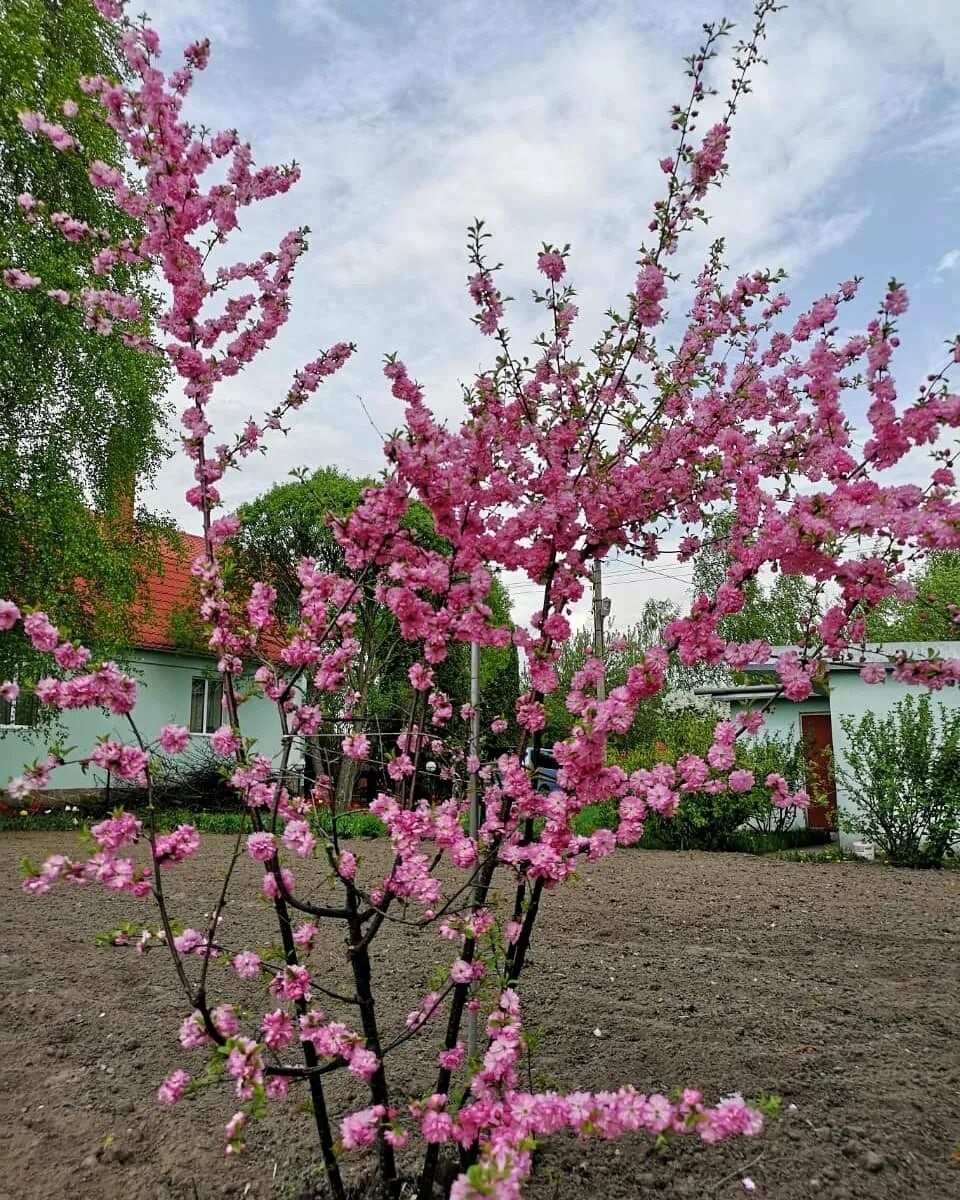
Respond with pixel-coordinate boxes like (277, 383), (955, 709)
(592, 558), (610, 702)
(467, 639), (480, 1059)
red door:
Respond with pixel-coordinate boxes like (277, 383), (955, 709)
(800, 713), (838, 830)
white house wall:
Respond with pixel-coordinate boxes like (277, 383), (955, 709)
(827, 667), (960, 846)
(0, 649), (283, 800)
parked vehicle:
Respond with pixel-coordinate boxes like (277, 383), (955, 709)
(524, 746), (559, 794)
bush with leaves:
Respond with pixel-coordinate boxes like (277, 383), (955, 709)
(740, 731), (810, 837)
(620, 701), (757, 850)
(838, 693), (960, 867)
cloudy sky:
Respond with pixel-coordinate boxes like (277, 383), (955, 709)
(139, 0), (960, 629)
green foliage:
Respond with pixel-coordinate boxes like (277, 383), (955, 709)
(690, 512), (820, 649)
(739, 730), (809, 836)
(618, 713), (817, 851)
(621, 706), (757, 850)
(0, 805), (391, 839)
(571, 802), (619, 836)
(231, 466), (520, 774)
(314, 808), (387, 839)
(839, 693), (960, 867)
(751, 1092), (783, 1119)
(865, 552), (960, 642)
(232, 466), (438, 612)
(0, 0), (169, 670)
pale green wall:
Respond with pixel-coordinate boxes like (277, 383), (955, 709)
(827, 647), (960, 844)
(735, 642), (960, 845)
(0, 649), (282, 796)
(726, 696), (830, 743)
(722, 695), (830, 832)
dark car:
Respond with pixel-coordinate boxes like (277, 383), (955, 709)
(524, 746), (559, 794)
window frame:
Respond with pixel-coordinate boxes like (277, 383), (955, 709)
(0, 679), (38, 730)
(189, 675), (224, 735)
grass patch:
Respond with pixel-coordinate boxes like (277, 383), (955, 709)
(1, 801), (831, 855)
(727, 827), (832, 855)
(0, 806), (390, 839)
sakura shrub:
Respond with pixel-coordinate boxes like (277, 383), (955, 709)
(4, 1), (960, 1197)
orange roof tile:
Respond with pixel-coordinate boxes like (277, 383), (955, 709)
(131, 532), (207, 652)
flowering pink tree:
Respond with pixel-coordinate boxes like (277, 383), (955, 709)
(4, 1), (960, 1197)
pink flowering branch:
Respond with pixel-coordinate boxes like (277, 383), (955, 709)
(4, 1), (960, 1198)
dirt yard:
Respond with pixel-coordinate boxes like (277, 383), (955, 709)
(1, 832), (957, 1200)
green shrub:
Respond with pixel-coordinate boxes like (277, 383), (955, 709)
(572, 802), (618, 836)
(315, 809), (387, 839)
(622, 712), (753, 851)
(740, 731), (810, 836)
(111, 744), (238, 812)
(839, 693), (960, 868)
(647, 786), (756, 851)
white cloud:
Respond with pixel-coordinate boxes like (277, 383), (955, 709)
(934, 248), (960, 276)
(132, 0), (960, 628)
(150, 0), (251, 48)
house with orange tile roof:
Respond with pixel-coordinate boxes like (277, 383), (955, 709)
(0, 532), (284, 804)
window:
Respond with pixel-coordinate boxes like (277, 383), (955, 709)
(189, 676), (223, 734)
(0, 680), (38, 729)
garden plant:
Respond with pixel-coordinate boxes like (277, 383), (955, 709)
(839, 693), (960, 867)
(3, 1), (960, 1197)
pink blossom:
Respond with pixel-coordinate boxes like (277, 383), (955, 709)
(634, 263), (668, 327)
(179, 1012), (211, 1050)
(246, 831), (276, 862)
(536, 250), (566, 282)
(438, 1043), (466, 1071)
(154, 824), (200, 868)
(88, 159), (122, 188)
(342, 733), (370, 760)
(293, 921), (318, 950)
(89, 741), (149, 782)
(231, 951), (261, 979)
(212, 1004), (239, 1037)
(450, 958), (484, 985)
(157, 1068), (190, 1107)
(340, 1105), (385, 1150)
(261, 1009), (294, 1049)
(90, 811), (141, 851)
(0, 600), (21, 630)
(347, 1046), (379, 1080)
(158, 724), (191, 754)
(727, 769), (755, 794)
(210, 725), (241, 755)
(23, 612), (60, 652)
(3, 268), (42, 290)
(53, 642), (90, 670)
(262, 867), (295, 898)
(224, 1110), (247, 1154)
(408, 663), (434, 691)
(282, 818), (315, 858)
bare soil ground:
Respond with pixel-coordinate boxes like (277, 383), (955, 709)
(1, 832), (958, 1200)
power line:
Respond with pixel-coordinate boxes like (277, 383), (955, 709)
(504, 562), (695, 593)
